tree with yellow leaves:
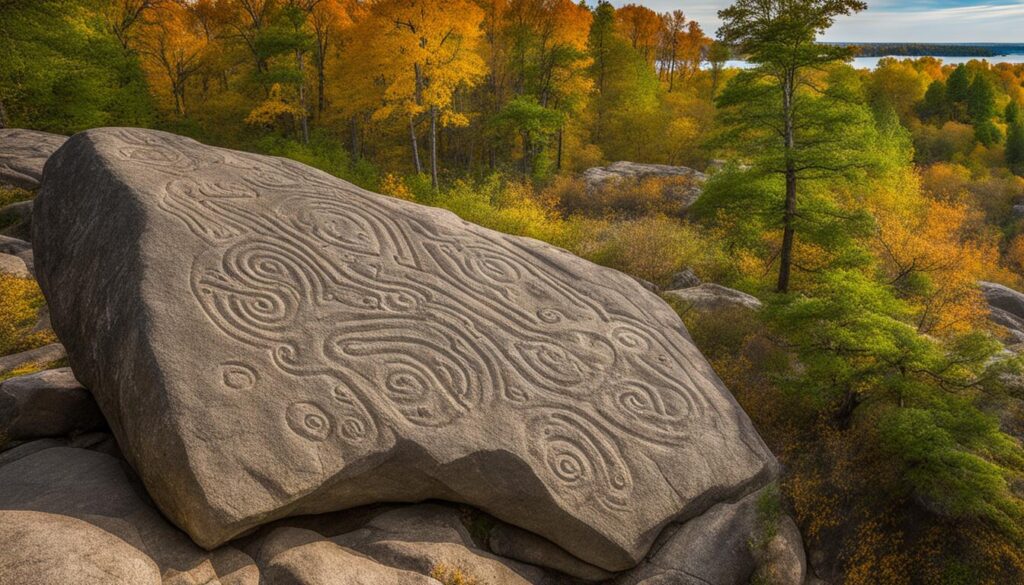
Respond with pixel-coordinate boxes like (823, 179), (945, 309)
(348, 0), (486, 188)
(135, 1), (208, 116)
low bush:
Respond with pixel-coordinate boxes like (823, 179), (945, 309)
(0, 274), (55, 357)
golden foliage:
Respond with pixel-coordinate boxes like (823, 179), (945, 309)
(379, 173), (414, 201)
(0, 274), (55, 357)
(873, 192), (996, 335)
(430, 564), (480, 585)
(246, 84), (308, 127)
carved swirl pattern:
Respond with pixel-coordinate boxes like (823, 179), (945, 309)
(106, 128), (728, 516)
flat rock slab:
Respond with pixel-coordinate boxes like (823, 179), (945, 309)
(0, 235), (31, 255)
(0, 128), (67, 190)
(34, 128), (776, 570)
(0, 342), (66, 376)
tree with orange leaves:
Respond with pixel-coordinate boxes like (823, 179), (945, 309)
(615, 4), (660, 67)
(347, 0), (486, 188)
(135, 1), (208, 116)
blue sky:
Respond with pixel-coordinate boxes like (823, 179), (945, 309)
(621, 1), (1024, 42)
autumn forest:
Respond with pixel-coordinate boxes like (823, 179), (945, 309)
(3, 0), (1024, 583)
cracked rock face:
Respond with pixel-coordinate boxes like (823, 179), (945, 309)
(33, 128), (776, 570)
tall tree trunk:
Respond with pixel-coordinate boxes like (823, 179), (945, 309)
(350, 116), (360, 158)
(777, 72), (797, 294)
(556, 127), (563, 171)
(429, 106), (439, 190)
(409, 115), (422, 174)
(317, 54), (326, 115)
(0, 97), (9, 129)
(297, 49), (309, 144)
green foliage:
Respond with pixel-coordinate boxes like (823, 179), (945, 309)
(974, 118), (1002, 147)
(919, 80), (949, 123)
(946, 64), (971, 121)
(1007, 121), (1024, 175)
(1006, 100), (1021, 125)
(877, 403), (1024, 542)
(967, 73), (996, 123)
(0, 0), (154, 132)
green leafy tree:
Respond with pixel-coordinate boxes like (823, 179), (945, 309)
(918, 79), (949, 124)
(946, 64), (971, 121)
(490, 96), (565, 178)
(714, 0), (868, 293)
(1007, 119), (1024, 175)
(967, 72), (996, 123)
(1006, 100), (1021, 124)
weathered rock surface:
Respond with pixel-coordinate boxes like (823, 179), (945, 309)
(669, 268), (701, 290)
(583, 161), (707, 210)
(34, 128), (776, 569)
(0, 510), (163, 585)
(487, 520), (614, 581)
(0, 128), (68, 190)
(0, 447), (260, 584)
(0, 199), (33, 240)
(0, 234), (31, 255)
(331, 504), (558, 584)
(0, 342), (66, 375)
(0, 251), (30, 277)
(665, 283), (763, 312)
(256, 527), (441, 585)
(980, 281), (1024, 344)
(615, 487), (806, 585)
(0, 367), (104, 441)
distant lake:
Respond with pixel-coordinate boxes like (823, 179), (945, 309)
(718, 54), (1024, 70)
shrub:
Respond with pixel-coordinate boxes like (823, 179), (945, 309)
(555, 175), (701, 218)
(0, 186), (34, 208)
(585, 215), (732, 287)
(0, 274), (55, 357)
(430, 564), (479, 585)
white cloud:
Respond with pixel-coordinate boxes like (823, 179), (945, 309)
(611, 1), (1024, 42)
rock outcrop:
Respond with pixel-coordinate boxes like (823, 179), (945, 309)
(665, 283), (764, 312)
(0, 129), (68, 190)
(582, 161), (707, 211)
(980, 281), (1024, 345)
(668, 268), (701, 290)
(615, 487), (806, 585)
(33, 128), (777, 570)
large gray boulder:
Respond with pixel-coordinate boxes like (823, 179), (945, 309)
(980, 281), (1024, 344)
(582, 161), (707, 210)
(0, 128), (67, 190)
(0, 367), (104, 441)
(33, 128), (776, 569)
